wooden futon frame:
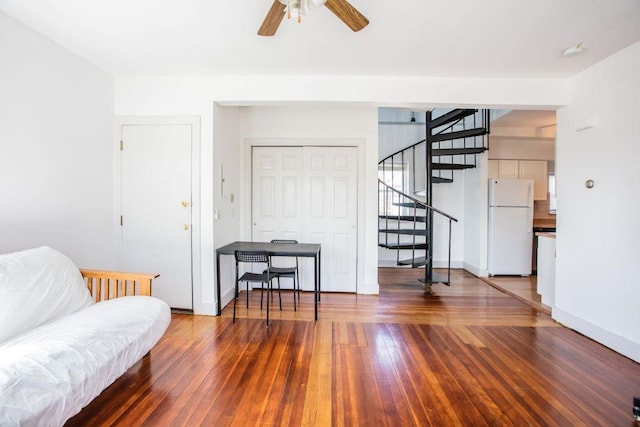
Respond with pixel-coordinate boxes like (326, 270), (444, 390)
(80, 270), (159, 302)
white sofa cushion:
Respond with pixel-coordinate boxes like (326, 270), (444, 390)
(0, 296), (171, 426)
(0, 247), (93, 344)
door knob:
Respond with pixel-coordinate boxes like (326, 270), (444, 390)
(181, 201), (191, 207)
(183, 224), (190, 230)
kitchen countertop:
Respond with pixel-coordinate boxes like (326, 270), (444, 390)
(536, 232), (556, 239)
(533, 218), (556, 229)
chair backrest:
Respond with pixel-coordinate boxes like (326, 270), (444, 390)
(269, 240), (299, 267)
(235, 250), (270, 265)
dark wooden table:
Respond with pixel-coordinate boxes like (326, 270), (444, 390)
(215, 241), (322, 320)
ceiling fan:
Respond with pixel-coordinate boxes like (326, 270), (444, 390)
(258, 0), (369, 37)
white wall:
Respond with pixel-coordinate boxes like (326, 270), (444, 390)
(116, 76), (568, 110)
(489, 137), (555, 161)
(0, 12), (114, 268)
(555, 41), (640, 362)
(463, 153), (489, 276)
(212, 105), (244, 310)
(115, 74), (568, 313)
(431, 176), (465, 267)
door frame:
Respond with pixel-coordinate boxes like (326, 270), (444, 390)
(243, 138), (365, 293)
(114, 116), (201, 308)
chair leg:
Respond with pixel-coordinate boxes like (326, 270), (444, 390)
(233, 280), (238, 323)
(265, 281), (270, 326)
(277, 278), (282, 311)
(293, 275), (297, 312)
(296, 269), (300, 302)
(246, 282), (249, 308)
(260, 284), (264, 310)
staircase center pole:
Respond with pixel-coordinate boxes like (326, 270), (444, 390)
(425, 111), (434, 284)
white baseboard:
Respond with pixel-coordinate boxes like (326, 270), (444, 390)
(553, 307), (640, 363)
(193, 301), (218, 316)
(433, 260), (463, 268)
(358, 281), (379, 295)
(378, 259), (400, 268)
(220, 287), (236, 313)
(463, 262), (488, 277)
(378, 260), (463, 269)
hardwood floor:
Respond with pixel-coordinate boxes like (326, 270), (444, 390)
(66, 269), (640, 426)
(483, 275), (551, 314)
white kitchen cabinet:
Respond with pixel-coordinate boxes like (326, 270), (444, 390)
(518, 160), (548, 201)
(498, 160), (520, 179)
(536, 233), (556, 308)
(487, 159), (548, 200)
(488, 160), (499, 179)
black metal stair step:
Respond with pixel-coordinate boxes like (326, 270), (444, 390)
(379, 215), (427, 222)
(398, 256), (430, 267)
(378, 229), (428, 236)
(432, 147), (488, 156)
(432, 176), (454, 184)
(431, 127), (488, 143)
(432, 163), (476, 170)
(419, 271), (451, 286)
(379, 243), (429, 250)
(429, 109), (477, 129)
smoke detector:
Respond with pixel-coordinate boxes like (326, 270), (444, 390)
(563, 42), (584, 58)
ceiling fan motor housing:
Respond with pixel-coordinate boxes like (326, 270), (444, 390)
(259, 0), (368, 36)
(279, 0), (327, 16)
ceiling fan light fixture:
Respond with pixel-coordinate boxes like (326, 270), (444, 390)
(279, 0), (327, 22)
(259, 0), (367, 37)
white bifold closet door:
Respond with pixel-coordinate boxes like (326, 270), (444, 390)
(252, 146), (358, 293)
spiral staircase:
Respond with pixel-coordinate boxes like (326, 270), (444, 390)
(378, 108), (490, 291)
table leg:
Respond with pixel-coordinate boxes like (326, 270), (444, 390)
(314, 252), (318, 321)
(317, 248), (321, 302)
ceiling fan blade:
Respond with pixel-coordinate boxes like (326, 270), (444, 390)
(324, 0), (369, 32)
(258, 0), (287, 36)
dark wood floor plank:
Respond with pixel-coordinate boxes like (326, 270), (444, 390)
(65, 268), (640, 426)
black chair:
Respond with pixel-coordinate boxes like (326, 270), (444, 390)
(267, 239), (300, 311)
(234, 250), (280, 326)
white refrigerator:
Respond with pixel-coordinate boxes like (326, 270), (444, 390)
(488, 179), (534, 276)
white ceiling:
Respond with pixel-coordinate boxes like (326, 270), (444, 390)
(1, 0), (640, 78)
(492, 110), (556, 129)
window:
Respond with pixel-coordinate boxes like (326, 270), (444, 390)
(548, 174), (557, 214)
(378, 162), (408, 216)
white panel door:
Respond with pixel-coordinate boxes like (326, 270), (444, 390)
(121, 124), (193, 309)
(252, 146), (358, 293)
(252, 147), (304, 243)
(252, 147), (304, 290)
(302, 147), (358, 292)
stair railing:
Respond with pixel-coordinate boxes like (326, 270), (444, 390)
(379, 110), (488, 193)
(378, 179), (458, 286)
